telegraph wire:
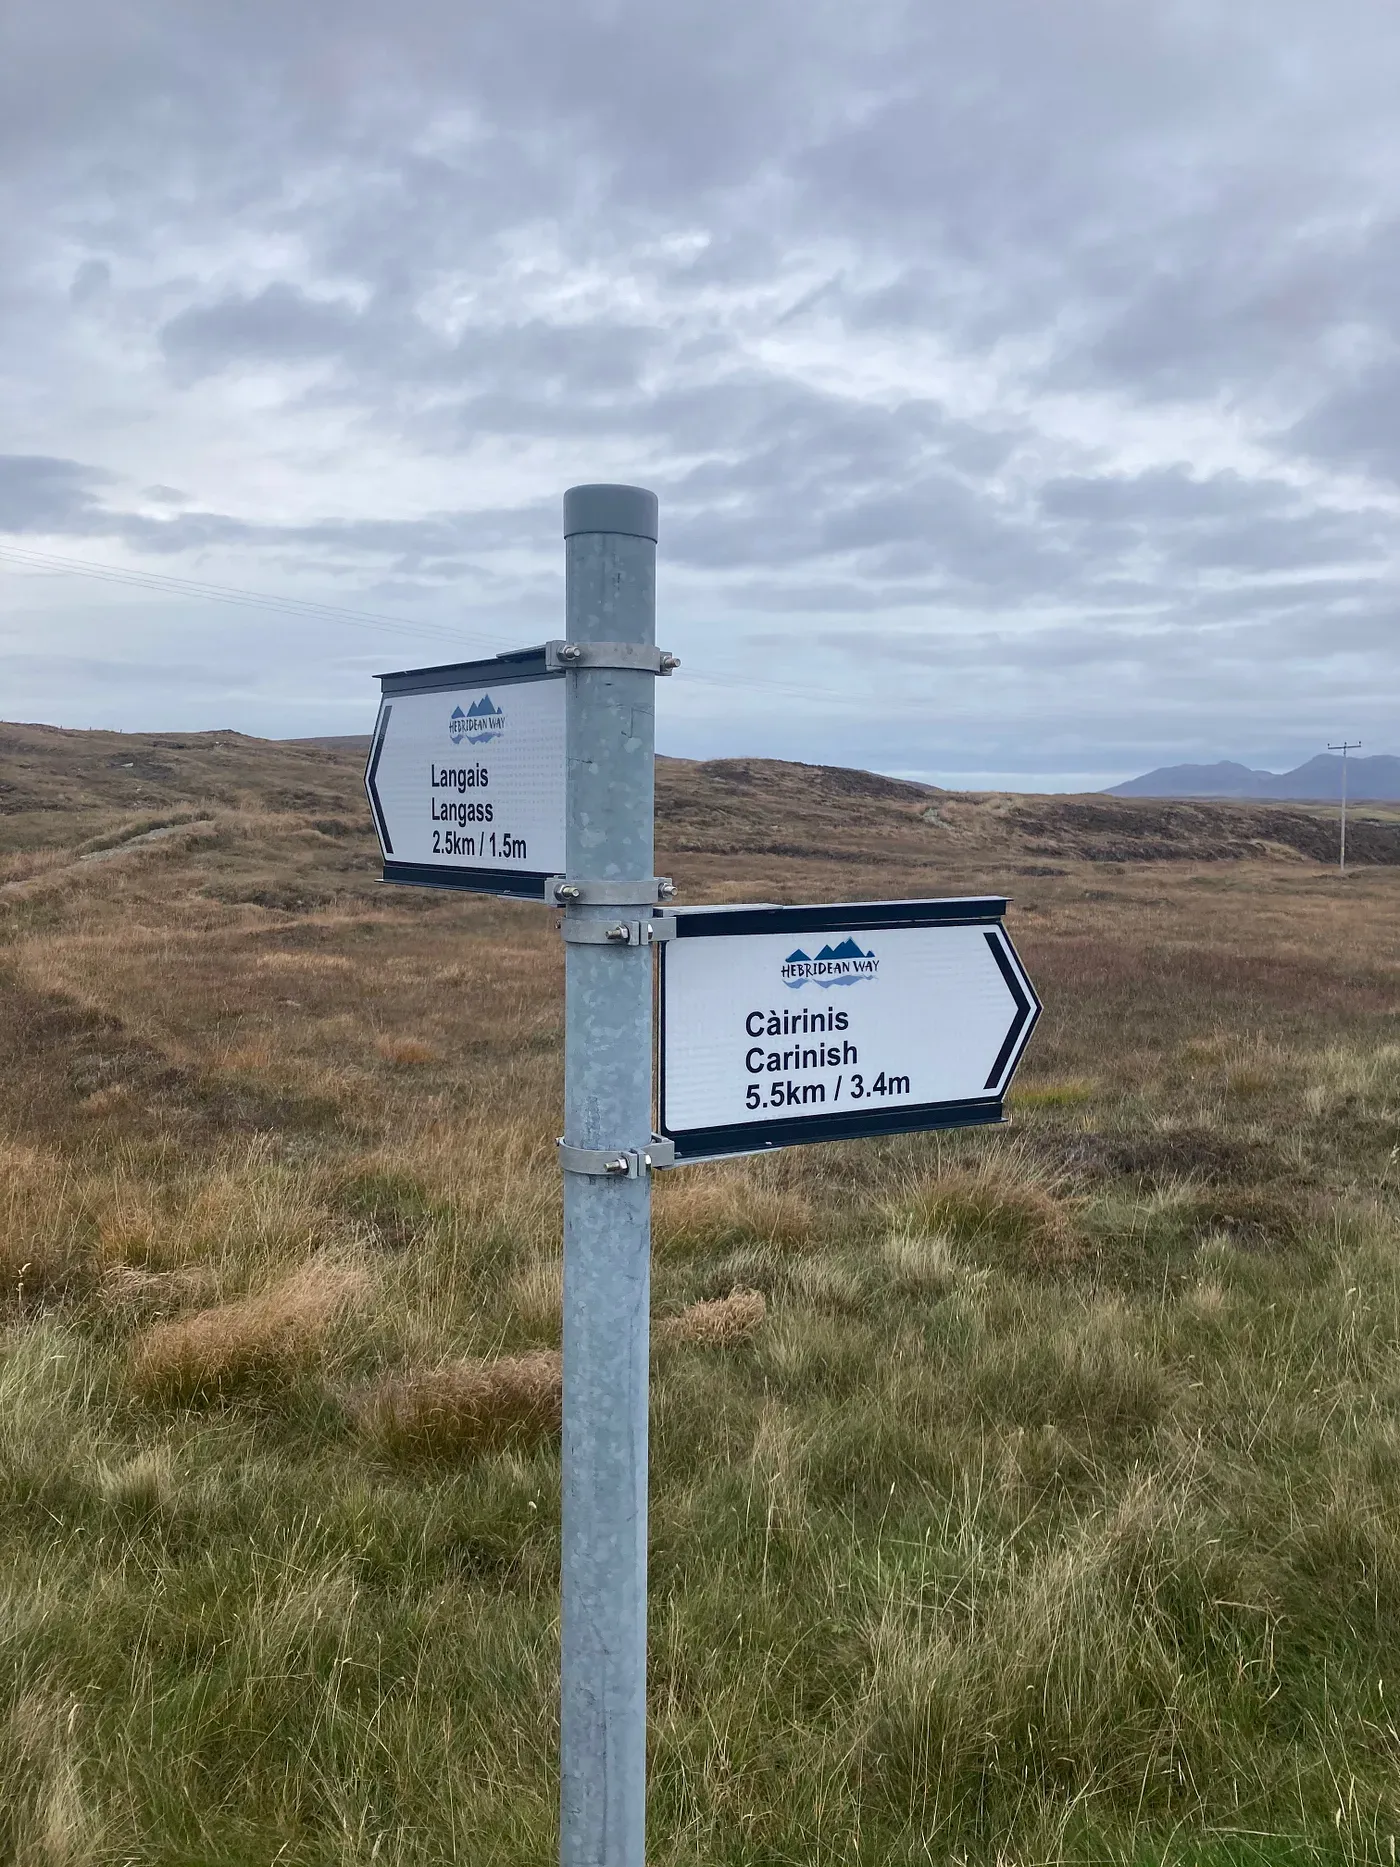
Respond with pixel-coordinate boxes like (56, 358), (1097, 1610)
(0, 540), (887, 713)
(0, 543), (489, 651)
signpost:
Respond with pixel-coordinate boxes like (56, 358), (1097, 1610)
(658, 898), (1040, 1162)
(365, 482), (1041, 1867)
(365, 646), (569, 897)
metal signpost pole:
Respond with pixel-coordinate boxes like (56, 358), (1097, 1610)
(558, 483), (664, 1867)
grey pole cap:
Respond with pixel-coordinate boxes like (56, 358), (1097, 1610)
(563, 483), (658, 542)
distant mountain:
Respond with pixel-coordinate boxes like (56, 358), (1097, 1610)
(1110, 755), (1400, 801)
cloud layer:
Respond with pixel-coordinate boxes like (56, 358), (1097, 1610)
(2, 0), (1398, 778)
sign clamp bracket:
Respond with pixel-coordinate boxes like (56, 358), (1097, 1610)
(547, 875), (675, 906)
(560, 915), (675, 946)
(557, 1136), (677, 1177)
(545, 640), (679, 675)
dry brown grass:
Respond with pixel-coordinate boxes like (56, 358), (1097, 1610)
(3, 1688), (99, 1867)
(654, 1170), (815, 1253)
(888, 1153), (1080, 1270)
(375, 1035), (438, 1066)
(0, 847), (71, 889)
(91, 1447), (175, 1519)
(1010, 1076), (1098, 1109)
(879, 1223), (959, 1295)
(358, 1349), (563, 1455)
(504, 1253), (564, 1335)
(0, 1144), (86, 1299)
(100, 1262), (218, 1317)
(128, 1259), (369, 1401)
(656, 1286), (766, 1347)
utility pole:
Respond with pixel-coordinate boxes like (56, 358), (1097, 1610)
(1328, 739), (1360, 876)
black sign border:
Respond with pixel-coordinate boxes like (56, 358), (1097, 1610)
(377, 644), (558, 696)
(367, 645), (563, 900)
(657, 897), (1034, 1163)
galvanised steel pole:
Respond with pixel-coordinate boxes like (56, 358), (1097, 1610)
(559, 483), (659, 1867)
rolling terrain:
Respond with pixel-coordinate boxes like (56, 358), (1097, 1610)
(5, 718), (1400, 891)
(2, 719), (1400, 1863)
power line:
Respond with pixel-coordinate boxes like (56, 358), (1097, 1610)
(0, 539), (901, 715)
(0, 543), (491, 651)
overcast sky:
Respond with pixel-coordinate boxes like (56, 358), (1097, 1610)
(2, 0), (1398, 787)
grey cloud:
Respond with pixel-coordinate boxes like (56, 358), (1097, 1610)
(69, 259), (111, 305)
(273, 505), (554, 573)
(95, 499), (550, 576)
(1171, 515), (1382, 576)
(1039, 470), (1290, 526)
(161, 277), (665, 421)
(655, 384), (1041, 584)
(161, 283), (364, 376)
(1038, 468), (1391, 580)
(0, 456), (110, 532)
(807, 598), (1397, 683)
(0, 653), (215, 692)
(0, 440), (551, 572)
(1287, 354), (1400, 480)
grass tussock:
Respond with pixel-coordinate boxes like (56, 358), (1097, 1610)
(654, 1168), (814, 1253)
(1011, 1075), (1098, 1108)
(128, 1259), (369, 1402)
(2, 1690), (100, 1867)
(100, 1263), (217, 1317)
(656, 1286), (766, 1347)
(504, 1253), (563, 1335)
(0, 1144), (90, 1301)
(0, 846), (70, 888)
(358, 1350), (562, 1456)
(890, 1148), (1079, 1268)
(92, 1442), (173, 1507)
(375, 1034), (438, 1066)
(879, 1223), (959, 1295)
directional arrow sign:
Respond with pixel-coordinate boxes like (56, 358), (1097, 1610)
(365, 647), (565, 898)
(657, 897), (1040, 1162)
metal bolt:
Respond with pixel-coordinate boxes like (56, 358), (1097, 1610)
(556, 642), (583, 662)
(656, 878), (676, 900)
(555, 882), (582, 902)
(659, 652), (680, 672)
(603, 1155), (630, 1176)
(605, 923), (631, 943)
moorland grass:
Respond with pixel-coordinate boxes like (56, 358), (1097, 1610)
(2, 747), (1400, 1862)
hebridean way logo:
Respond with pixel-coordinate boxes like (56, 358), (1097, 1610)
(781, 938), (879, 989)
(449, 696), (505, 746)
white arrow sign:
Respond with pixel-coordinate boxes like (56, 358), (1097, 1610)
(657, 898), (1040, 1161)
(365, 650), (566, 898)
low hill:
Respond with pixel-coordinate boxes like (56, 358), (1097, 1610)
(1111, 752), (1400, 800)
(4, 727), (1400, 901)
(658, 757), (1400, 874)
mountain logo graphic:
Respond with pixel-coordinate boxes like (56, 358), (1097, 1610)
(449, 696), (505, 746)
(780, 938), (879, 989)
